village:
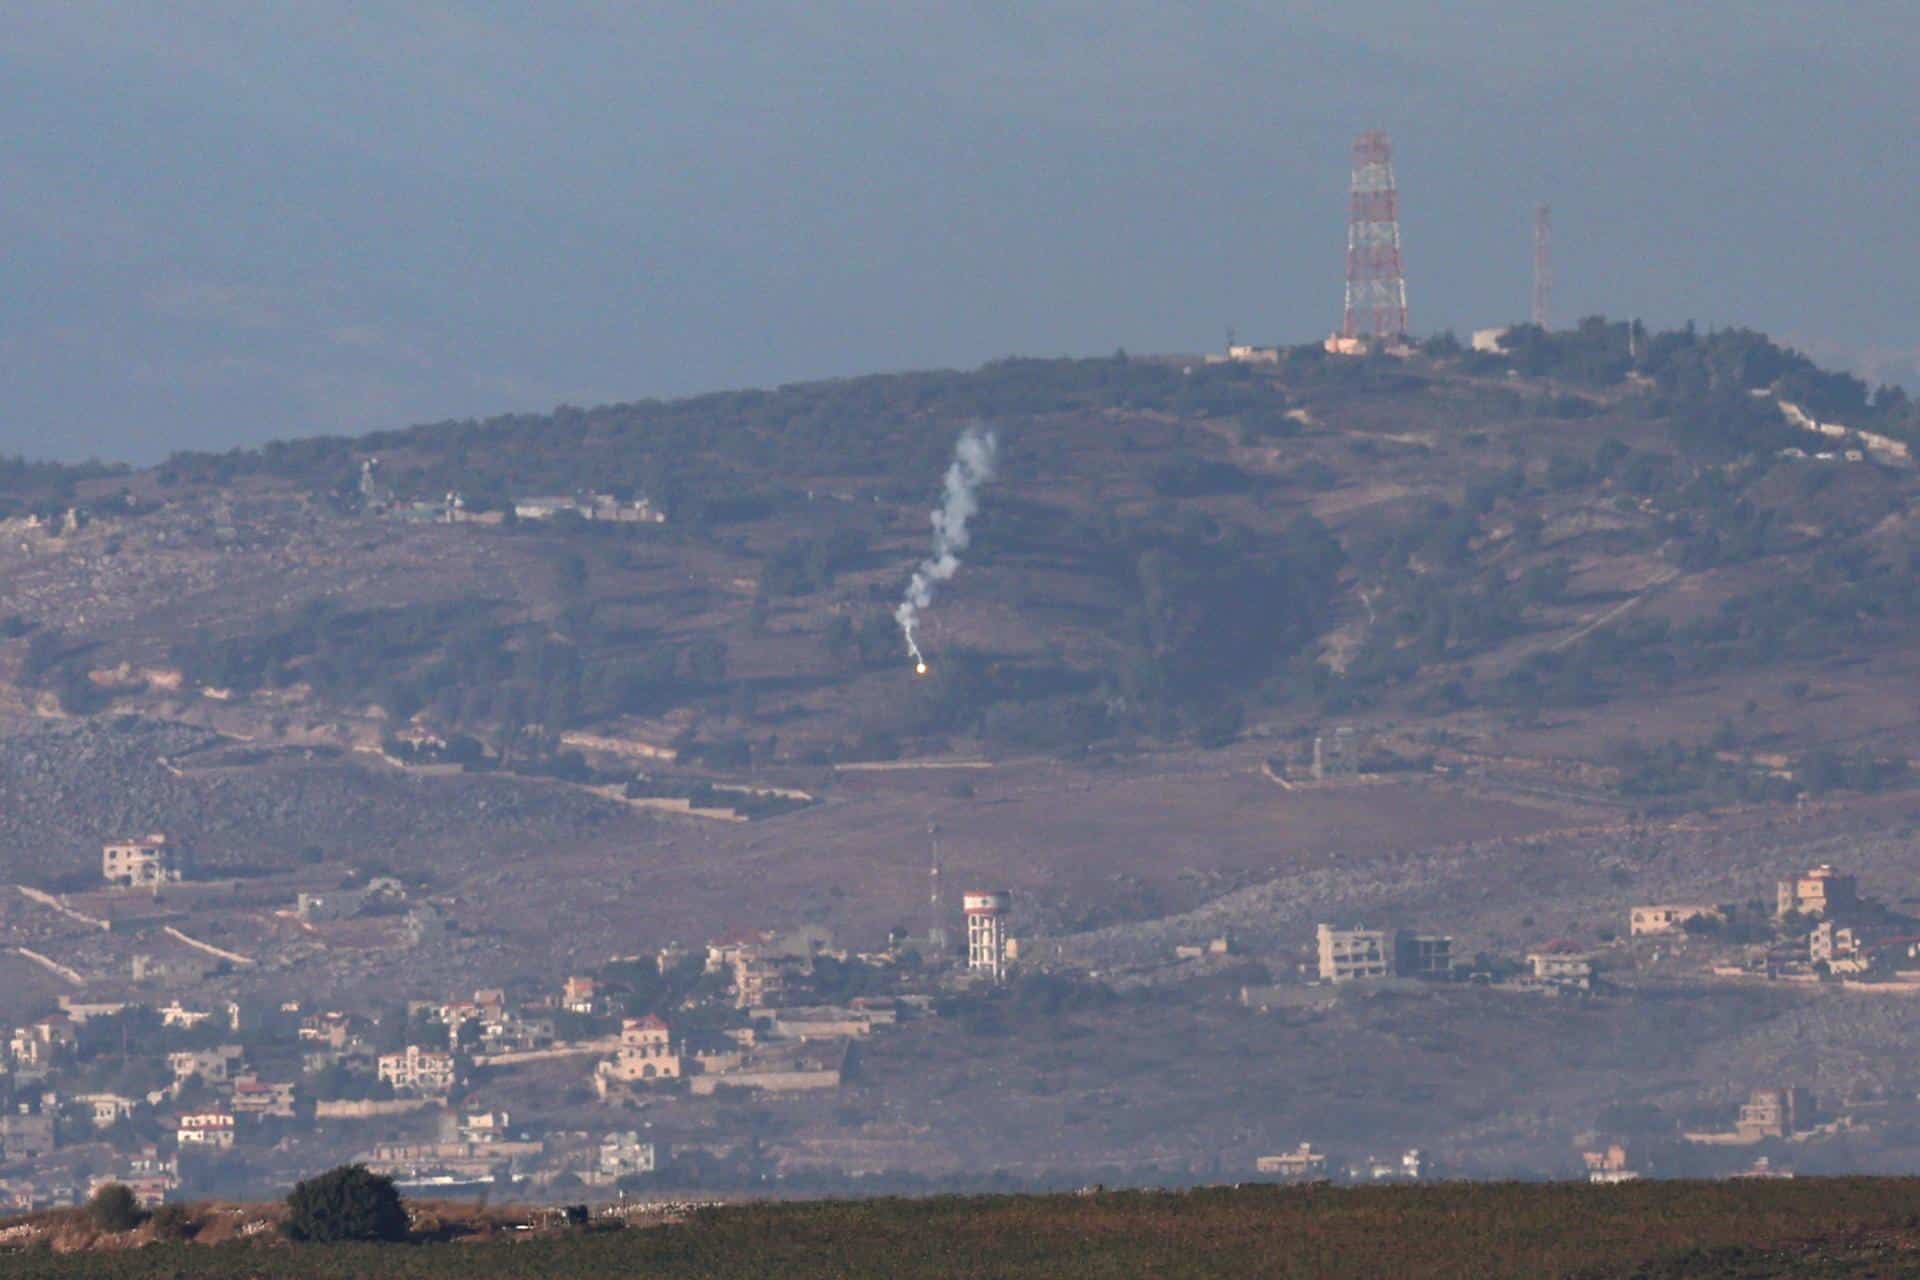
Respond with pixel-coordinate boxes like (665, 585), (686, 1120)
(1250, 861), (1920, 1186)
(5, 827), (1920, 1208)
(0, 836), (1026, 1209)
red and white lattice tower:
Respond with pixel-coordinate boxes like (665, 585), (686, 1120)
(1341, 130), (1408, 341)
(1531, 204), (1552, 330)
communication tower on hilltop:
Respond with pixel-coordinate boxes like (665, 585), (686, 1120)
(965, 891), (1011, 982)
(1341, 130), (1408, 342)
(1531, 204), (1552, 330)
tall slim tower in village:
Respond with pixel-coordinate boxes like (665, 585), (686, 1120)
(1531, 204), (1553, 330)
(965, 891), (1010, 982)
(1341, 130), (1409, 342)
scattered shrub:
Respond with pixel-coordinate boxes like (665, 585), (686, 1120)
(284, 1164), (409, 1243)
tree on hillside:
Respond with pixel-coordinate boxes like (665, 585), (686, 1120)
(86, 1182), (143, 1232)
(284, 1163), (409, 1243)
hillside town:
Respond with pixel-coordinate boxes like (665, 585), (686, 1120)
(4, 824), (1919, 1206)
(0, 838), (1023, 1207)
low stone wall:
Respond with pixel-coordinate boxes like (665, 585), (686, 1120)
(315, 1098), (437, 1119)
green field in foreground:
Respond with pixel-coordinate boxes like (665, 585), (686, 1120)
(13, 1179), (1920, 1279)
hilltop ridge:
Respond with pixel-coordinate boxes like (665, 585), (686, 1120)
(4, 321), (1919, 795)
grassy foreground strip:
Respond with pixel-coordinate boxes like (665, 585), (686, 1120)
(10, 1180), (1920, 1278)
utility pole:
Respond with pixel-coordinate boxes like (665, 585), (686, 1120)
(1531, 204), (1552, 330)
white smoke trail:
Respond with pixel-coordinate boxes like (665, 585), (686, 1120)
(896, 426), (998, 672)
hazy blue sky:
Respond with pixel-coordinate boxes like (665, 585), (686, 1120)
(3, 3), (1915, 461)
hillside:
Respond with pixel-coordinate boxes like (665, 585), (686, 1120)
(9, 322), (1920, 790)
(8, 324), (1920, 1187)
(10, 1180), (1920, 1277)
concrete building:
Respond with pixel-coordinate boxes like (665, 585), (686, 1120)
(8, 1015), (75, 1069)
(1738, 1087), (1814, 1142)
(1778, 865), (1859, 919)
(599, 1015), (682, 1086)
(731, 954), (799, 1009)
(91, 1164), (177, 1208)
(230, 1077), (297, 1119)
(176, 1112), (236, 1149)
(377, 1045), (457, 1095)
(0, 1110), (55, 1161)
(598, 1131), (657, 1179)
(1255, 1143), (1328, 1180)
(59, 998), (130, 1023)
(685, 1041), (846, 1096)
(1352, 1149), (1424, 1182)
(965, 891), (1012, 982)
(75, 1093), (137, 1129)
(1397, 933), (1454, 980)
(168, 1045), (244, 1086)
(562, 976), (598, 1014)
(1583, 1143), (1639, 1184)
(1527, 950), (1595, 989)
(1629, 904), (1721, 936)
(1317, 925), (1393, 982)
(102, 835), (186, 887)
(1314, 925), (1451, 982)
(1203, 343), (1281, 365)
(457, 1110), (512, 1143)
(159, 1002), (216, 1030)
(1810, 920), (1869, 973)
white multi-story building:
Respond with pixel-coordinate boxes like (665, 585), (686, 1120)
(377, 1045), (457, 1095)
(75, 1093), (138, 1129)
(177, 1112), (235, 1149)
(965, 891), (1011, 982)
(1316, 924), (1393, 982)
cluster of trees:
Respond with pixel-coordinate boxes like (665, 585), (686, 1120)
(167, 598), (730, 746)
(154, 355), (1274, 530)
(1446, 319), (1918, 455)
(0, 455), (128, 521)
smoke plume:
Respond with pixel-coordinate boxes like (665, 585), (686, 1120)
(896, 426), (998, 672)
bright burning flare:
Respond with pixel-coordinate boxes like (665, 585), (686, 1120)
(915, 661), (929, 676)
